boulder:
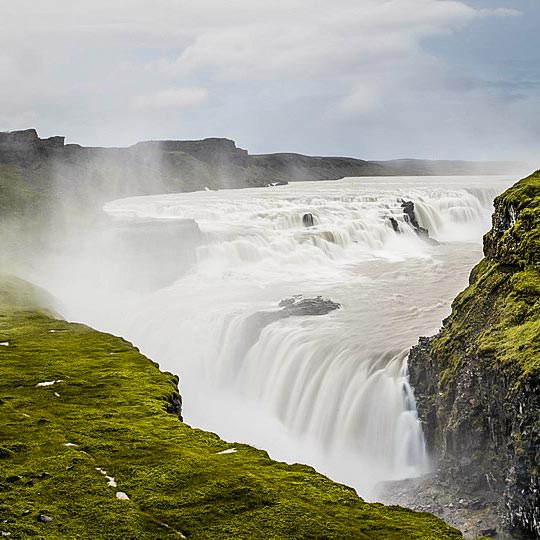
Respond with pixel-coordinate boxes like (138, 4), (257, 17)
(302, 213), (315, 227)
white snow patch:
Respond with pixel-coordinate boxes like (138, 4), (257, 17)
(22, 413), (30, 418)
(54, 392), (60, 397)
(96, 467), (118, 488)
(1, 531), (12, 537)
(64, 443), (77, 447)
(116, 491), (129, 500)
(216, 448), (237, 455)
(36, 380), (63, 387)
(204, 186), (210, 191)
(0, 342), (9, 346)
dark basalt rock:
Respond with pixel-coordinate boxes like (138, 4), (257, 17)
(408, 338), (540, 539)
(278, 295), (341, 317)
(400, 200), (439, 244)
(379, 473), (507, 540)
(401, 200), (421, 230)
(237, 296), (341, 360)
(253, 295), (340, 330)
(389, 216), (401, 233)
(302, 213), (315, 227)
(164, 375), (183, 421)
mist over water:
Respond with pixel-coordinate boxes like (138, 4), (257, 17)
(34, 175), (513, 499)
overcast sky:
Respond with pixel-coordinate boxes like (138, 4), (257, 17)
(1, 0), (539, 160)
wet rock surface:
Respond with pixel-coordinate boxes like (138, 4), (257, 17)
(250, 295), (340, 331)
(389, 216), (401, 233)
(302, 213), (315, 227)
(277, 295), (341, 317)
(400, 200), (439, 244)
(379, 475), (512, 540)
(409, 318), (540, 539)
(239, 296), (341, 359)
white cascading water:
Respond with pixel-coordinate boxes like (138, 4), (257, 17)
(37, 175), (514, 499)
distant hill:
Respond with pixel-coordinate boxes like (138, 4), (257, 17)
(0, 129), (529, 218)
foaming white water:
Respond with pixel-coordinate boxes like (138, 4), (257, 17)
(39, 175), (513, 499)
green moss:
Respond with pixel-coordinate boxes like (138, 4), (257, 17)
(496, 170), (540, 211)
(485, 170), (540, 267)
(432, 261), (540, 390)
(0, 276), (461, 539)
(429, 171), (540, 392)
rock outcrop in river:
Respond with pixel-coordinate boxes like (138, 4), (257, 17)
(408, 170), (540, 538)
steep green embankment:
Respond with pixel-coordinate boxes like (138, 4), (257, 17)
(0, 275), (460, 539)
(409, 170), (540, 538)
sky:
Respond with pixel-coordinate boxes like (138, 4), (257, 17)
(1, 0), (539, 160)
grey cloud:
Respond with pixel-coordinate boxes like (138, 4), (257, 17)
(0, 0), (537, 161)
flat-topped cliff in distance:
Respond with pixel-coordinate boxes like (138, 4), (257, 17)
(0, 128), (529, 213)
(0, 129), (65, 166)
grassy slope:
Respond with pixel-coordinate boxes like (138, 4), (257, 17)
(0, 276), (461, 539)
(431, 170), (540, 386)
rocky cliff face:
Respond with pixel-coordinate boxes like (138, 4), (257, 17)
(132, 137), (249, 167)
(0, 129), (65, 165)
(409, 170), (540, 538)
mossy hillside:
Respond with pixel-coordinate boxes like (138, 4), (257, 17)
(430, 170), (540, 388)
(0, 277), (461, 539)
(483, 170), (540, 267)
(421, 172), (540, 457)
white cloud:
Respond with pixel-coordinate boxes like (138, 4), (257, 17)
(147, 0), (479, 80)
(131, 87), (208, 111)
(480, 8), (521, 18)
(0, 0), (534, 159)
(338, 82), (384, 116)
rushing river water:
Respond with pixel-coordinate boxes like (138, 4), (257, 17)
(39, 175), (514, 499)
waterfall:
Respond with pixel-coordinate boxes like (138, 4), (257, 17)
(39, 175), (514, 499)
